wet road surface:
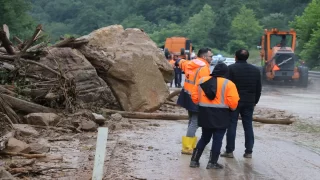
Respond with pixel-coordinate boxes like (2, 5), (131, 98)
(110, 120), (320, 180)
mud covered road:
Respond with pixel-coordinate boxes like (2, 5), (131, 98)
(103, 80), (320, 179)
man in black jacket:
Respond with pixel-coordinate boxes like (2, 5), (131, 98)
(221, 49), (262, 158)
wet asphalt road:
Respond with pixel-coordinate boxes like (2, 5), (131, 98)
(121, 120), (320, 180)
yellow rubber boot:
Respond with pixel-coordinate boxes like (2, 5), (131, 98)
(192, 136), (197, 149)
(182, 136), (197, 155)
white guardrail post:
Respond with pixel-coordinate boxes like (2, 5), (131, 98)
(92, 127), (109, 180)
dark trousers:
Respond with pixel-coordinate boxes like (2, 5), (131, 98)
(226, 103), (255, 154)
(174, 68), (182, 87)
(196, 128), (226, 154)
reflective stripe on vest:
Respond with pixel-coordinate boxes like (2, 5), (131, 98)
(185, 66), (204, 85)
(198, 78), (229, 108)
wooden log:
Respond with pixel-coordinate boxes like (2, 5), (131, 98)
(26, 42), (47, 52)
(0, 30), (15, 55)
(0, 86), (16, 96)
(52, 37), (76, 47)
(167, 89), (181, 100)
(0, 152), (46, 159)
(252, 117), (294, 125)
(101, 108), (188, 120)
(0, 96), (21, 124)
(0, 94), (55, 114)
(20, 24), (42, 53)
(102, 109), (293, 124)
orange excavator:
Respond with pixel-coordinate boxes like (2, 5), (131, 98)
(163, 37), (193, 60)
(259, 28), (308, 87)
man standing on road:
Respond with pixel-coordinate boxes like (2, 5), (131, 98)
(173, 55), (182, 88)
(168, 54), (175, 87)
(189, 63), (239, 169)
(220, 49), (262, 158)
(176, 48), (212, 154)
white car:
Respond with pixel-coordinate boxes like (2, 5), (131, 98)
(224, 58), (235, 66)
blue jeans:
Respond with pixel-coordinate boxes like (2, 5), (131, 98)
(196, 128), (226, 154)
(186, 111), (198, 137)
(226, 103), (254, 154)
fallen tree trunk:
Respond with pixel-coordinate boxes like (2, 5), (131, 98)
(0, 94), (55, 114)
(0, 30), (15, 55)
(102, 109), (294, 124)
(101, 108), (188, 120)
(167, 89), (181, 100)
(252, 117), (294, 125)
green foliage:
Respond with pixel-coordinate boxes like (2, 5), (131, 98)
(0, 0), (36, 39)
(0, 0), (313, 57)
(185, 4), (216, 48)
(149, 23), (186, 45)
(121, 14), (156, 33)
(227, 40), (249, 54)
(261, 13), (288, 30)
(291, 0), (320, 68)
(229, 6), (263, 49)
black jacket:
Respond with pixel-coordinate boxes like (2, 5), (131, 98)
(226, 61), (261, 105)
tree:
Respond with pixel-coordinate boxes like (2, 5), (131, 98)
(300, 23), (320, 68)
(121, 14), (156, 33)
(261, 13), (288, 30)
(291, 0), (320, 68)
(229, 6), (263, 49)
(185, 4), (216, 48)
(149, 23), (186, 45)
(0, 0), (35, 39)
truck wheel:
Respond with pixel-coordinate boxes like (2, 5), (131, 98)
(180, 48), (185, 55)
(298, 66), (308, 87)
(164, 48), (170, 58)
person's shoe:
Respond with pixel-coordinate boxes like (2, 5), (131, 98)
(206, 162), (224, 169)
(181, 136), (197, 155)
(220, 151), (234, 158)
(243, 153), (252, 158)
(189, 148), (204, 168)
(206, 151), (224, 169)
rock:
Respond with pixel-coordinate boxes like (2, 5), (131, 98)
(29, 47), (120, 109)
(24, 113), (59, 126)
(29, 143), (50, 154)
(0, 167), (16, 180)
(78, 25), (172, 112)
(4, 138), (31, 153)
(80, 119), (97, 131)
(13, 124), (39, 136)
(92, 113), (106, 125)
(110, 113), (123, 122)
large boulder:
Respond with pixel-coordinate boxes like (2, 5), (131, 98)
(29, 47), (120, 109)
(78, 25), (173, 112)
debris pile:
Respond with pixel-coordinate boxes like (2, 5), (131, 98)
(0, 24), (173, 178)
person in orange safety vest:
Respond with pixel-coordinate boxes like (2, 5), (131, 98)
(189, 62), (239, 169)
(175, 48), (213, 155)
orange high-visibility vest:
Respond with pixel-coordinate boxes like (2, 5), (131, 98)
(191, 76), (239, 111)
(179, 58), (210, 95)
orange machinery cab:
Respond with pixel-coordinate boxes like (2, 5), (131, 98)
(259, 28), (308, 87)
(164, 37), (193, 60)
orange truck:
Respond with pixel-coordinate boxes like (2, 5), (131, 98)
(259, 28), (308, 87)
(163, 37), (193, 60)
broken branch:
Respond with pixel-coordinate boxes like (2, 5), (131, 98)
(0, 152), (46, 159)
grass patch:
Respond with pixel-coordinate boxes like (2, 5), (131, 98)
(294, 122), (320, 134)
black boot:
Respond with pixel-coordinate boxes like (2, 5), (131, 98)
(206, 151), (224, 169)
(189, 148), (204, 168)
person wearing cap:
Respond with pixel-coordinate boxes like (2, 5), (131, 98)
(220, 49), (261, 159)
(167, 54), (175, 87)
(189, 62), (239, 169)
